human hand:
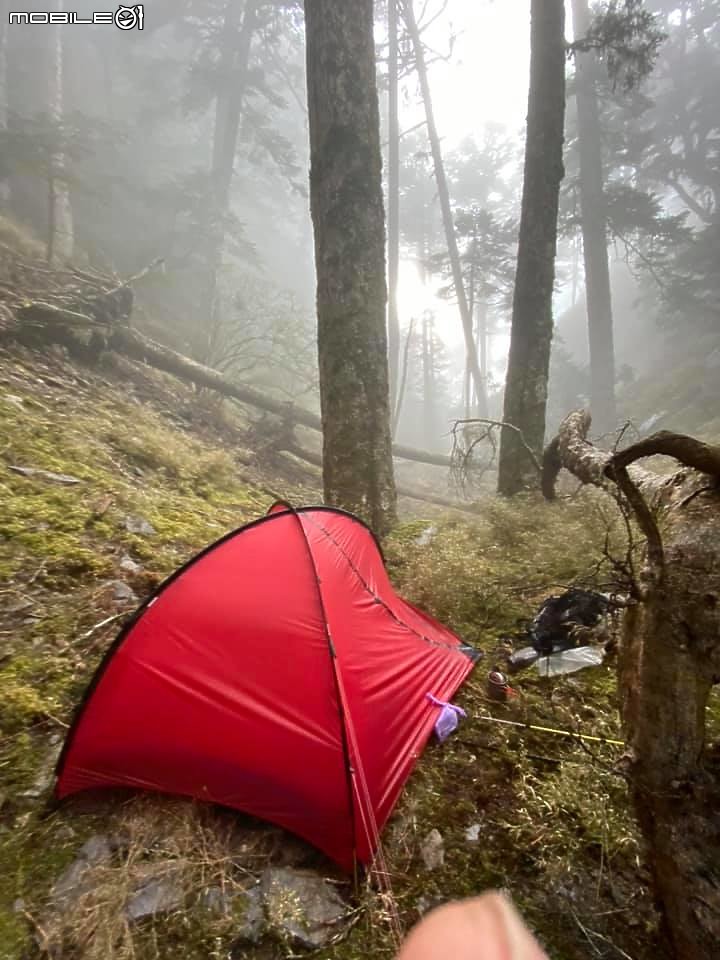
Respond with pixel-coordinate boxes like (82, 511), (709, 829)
(396, 892), (549, 960)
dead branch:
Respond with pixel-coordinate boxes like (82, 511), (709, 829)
(611, 430), (720, 478)
(451, 418), (542, 495)
(608, 463), (664, 582)
(15, 301), (99, 328)
(542, 410), (663, 501)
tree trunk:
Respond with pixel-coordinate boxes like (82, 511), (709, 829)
(570, 0), (616, 434)
(48, 0), (73, 263)
(497, 0), (565, 495)
(477, 299), (488, 396)
(304, 0), (397, 535)
(199, 0), (258, 363)
(392, 316), (414, 438)
(387, 0), (401, 415)
(0, 0), (9, 205)
(212, 0), (257, 212)
(402, 0), (487, 418)
(422, 311), (435, 448)
(545, 411), (720, 960)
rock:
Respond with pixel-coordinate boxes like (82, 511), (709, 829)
(200, 887), (229, 915)
(20, 736), (62, 800)
(415, 524), (437, 547)
(415, 895), (444, 916)
(78, 835), (115, 864)
(230, 944), (282, 960)
(9, 464), (82, 485)
(119, 554), (142, 575)
(123, 515), (156, 537)
(465, 823), (481, 843)
(234, 884), (265, 944)
(203, 883), (265, 944)
(261, 867), (347, 949)
(125, 872), (184, 921)
(420, 829), (444, 870)
(263, 826), (317, 868)
(50, 834), (114, 907)
(109, 580), (138, 603)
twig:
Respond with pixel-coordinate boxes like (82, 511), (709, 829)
(571, 911), (636, 960)
(77, 612), (125, 642)
(450, 418), (542, 495)
(27, 561), (47, 585)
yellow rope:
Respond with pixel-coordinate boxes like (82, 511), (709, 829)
(477, 713), (624, 746)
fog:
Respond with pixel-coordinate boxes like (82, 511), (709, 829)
(1, 0), (718, 457)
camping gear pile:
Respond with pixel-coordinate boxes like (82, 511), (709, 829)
(507, 588), (616, 677)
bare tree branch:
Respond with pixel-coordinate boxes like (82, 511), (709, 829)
(611, 431), (720, 478)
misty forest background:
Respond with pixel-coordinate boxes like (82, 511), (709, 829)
(2, 0), (717, 470)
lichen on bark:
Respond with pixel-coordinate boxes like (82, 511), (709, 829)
(498, 0), (566, 496)
(304, 0), (397, 535)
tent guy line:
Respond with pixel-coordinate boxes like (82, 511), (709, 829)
(476, 713), (624, 746)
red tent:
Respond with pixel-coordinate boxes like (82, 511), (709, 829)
(55, 503), (477, 871)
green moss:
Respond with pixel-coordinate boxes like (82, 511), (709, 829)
(385, 491), (625, 645)
(0, 909), (30, 960)
(0, 343), (665, 960)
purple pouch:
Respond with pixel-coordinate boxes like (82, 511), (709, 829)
(426, 693), (467, 742)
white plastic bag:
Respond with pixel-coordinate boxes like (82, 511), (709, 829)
(535, 646), (604, 677)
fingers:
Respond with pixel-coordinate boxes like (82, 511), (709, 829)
(396, 892), (549, 960)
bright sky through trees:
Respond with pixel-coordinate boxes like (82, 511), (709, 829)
(394, 0), (531, 373)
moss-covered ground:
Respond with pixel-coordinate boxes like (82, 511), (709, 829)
(1, 342), (670, 960)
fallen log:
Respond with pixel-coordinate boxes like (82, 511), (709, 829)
(282, 442), (476, 513)
(6, 289), (465, 506)
(107, 324), (453, 468)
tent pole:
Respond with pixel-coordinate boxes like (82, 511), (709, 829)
(282, 503), (361, 868)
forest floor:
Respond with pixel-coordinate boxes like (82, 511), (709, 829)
(0, 335), (682, 960)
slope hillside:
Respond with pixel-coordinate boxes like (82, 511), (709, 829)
(0, 230), (685, 960)
(0, 331), (681, 960)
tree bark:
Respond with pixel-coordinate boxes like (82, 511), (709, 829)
(304, 0), (397, 535)
(570, 0), (617, 434)
(497, 0), (565, 495)
(387, 0), (401, 415)
(401, 0), (487, 418)
(48, 0), (73, 264)
(0, 0), (9, 205)
(545, 410), (720, 960)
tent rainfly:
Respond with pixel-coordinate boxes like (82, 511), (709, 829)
(55, 503), (478, 871)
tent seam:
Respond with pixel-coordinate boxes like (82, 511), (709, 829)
(302, 514), (474, 657)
